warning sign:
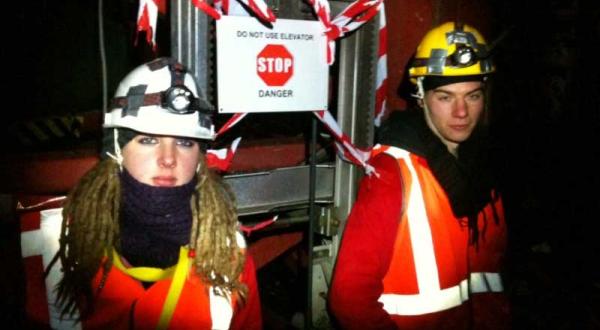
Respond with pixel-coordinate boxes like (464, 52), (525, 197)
(257, 44), (294, 87)
(217, 16), (328, 113)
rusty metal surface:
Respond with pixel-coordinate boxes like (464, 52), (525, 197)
(225, 164), (334, 216)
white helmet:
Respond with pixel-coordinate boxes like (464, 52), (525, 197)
(104, 57), (216, 140)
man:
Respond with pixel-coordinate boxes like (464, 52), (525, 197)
(329, 22), (509, 329)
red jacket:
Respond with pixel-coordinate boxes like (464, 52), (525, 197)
(329, 146), (509, 330)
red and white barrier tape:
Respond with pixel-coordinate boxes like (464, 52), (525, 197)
(205, 137), (242, 171)
(306, 0), (383, 64)
(216, 0), (276, 22)
(239, 215), (278, 235)
(136, 0), (275, 49)
(17, 196), (67, 211)
(374, 4), (387, 126)
(313, 110), (375, 174)
(191, 0), (222, 20)
(136, 0), (159, 49)
(216, 113), (248, 137)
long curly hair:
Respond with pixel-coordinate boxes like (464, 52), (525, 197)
(52, 154), (246, 318)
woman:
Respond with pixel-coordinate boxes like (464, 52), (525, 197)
(50, 58), (261, 329)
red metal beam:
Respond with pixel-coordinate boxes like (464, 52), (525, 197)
(248, 231), (304, 270)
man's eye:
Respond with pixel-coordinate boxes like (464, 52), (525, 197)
(176, 138), (196, 148)
(468, 93), (483, 101)
(437, 95), (450, 102)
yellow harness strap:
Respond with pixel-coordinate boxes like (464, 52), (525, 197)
(112, 250), (177, 281)
(111, 247), (192, 330)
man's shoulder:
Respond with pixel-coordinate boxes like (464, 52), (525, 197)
(357, 153), (403, 198)
(377, 109), (428, 156)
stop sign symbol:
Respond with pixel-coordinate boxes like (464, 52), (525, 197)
(257, 44), (294, 87)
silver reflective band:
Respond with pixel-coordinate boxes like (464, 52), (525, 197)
(378, 272), (503, 316)
(426, 49), (448, 74)
(446, 30), (478, 50)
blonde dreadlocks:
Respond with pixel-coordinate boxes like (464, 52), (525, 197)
(53, 154), (246, 318)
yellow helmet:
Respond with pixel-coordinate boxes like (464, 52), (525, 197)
(409, 22), (494, 83)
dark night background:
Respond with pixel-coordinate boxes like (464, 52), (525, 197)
(1, 0), (600, 329)
(489, 1), (600, 328)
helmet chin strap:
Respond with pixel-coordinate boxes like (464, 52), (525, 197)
(412, 76), (425, 99)
(105, 128), (124, 171)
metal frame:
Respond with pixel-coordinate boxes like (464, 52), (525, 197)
(169, 2), (380, 327)
(170, 0), (214, 106)
(224, 165), (335, 216)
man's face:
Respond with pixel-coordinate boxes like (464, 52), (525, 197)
(422, 80), (484, 152)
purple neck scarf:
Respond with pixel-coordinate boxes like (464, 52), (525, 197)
(119, 169), (197, 268)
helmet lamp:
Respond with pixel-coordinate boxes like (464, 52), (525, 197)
(163, 85), (195, 114)
(451, 45), (477, 67)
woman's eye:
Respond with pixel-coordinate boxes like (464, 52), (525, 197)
(176, 138), (196, 148)
(138, 136), (158, 145)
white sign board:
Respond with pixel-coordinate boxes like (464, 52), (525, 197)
(217, 16), (328, 113)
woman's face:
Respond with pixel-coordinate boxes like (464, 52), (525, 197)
(122, 135), (200, 187)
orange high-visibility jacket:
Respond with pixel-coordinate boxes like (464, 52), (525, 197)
(19, 206), (261, 330)
(330, 146), (509, 330)
(83, 249), (262, 330)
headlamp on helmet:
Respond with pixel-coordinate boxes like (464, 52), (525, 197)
(164, 85), (195, 114)
(110, 85), (211, 115)
(451, 45), (476, 67)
